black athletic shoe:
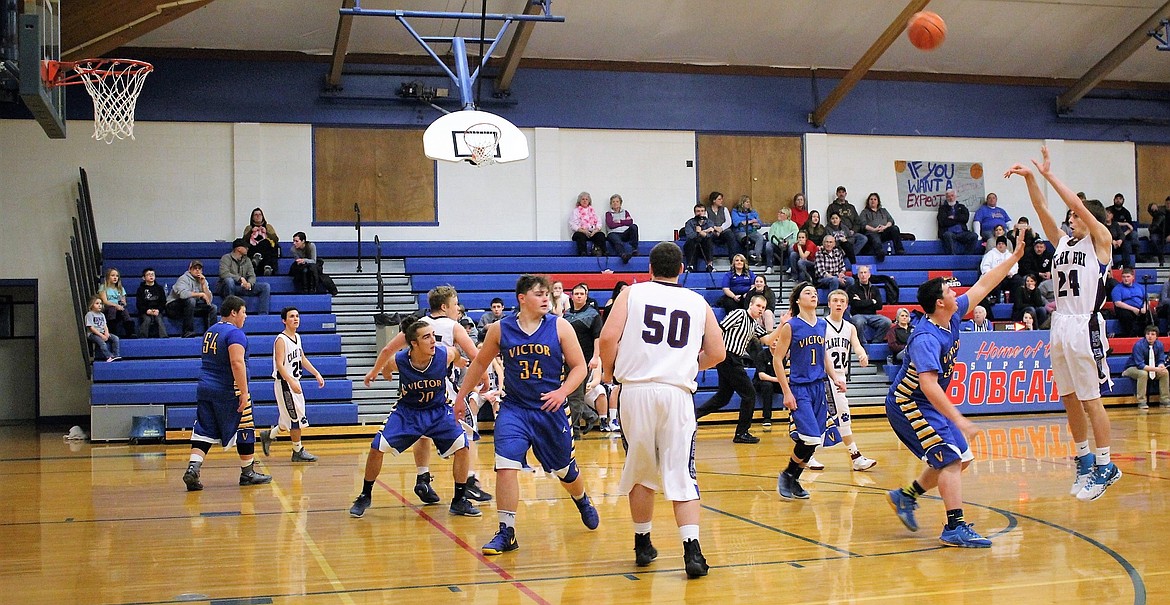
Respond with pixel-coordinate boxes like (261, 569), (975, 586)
(239, 466), (272, 486)
(350, 494), (372, 518)
(683, 539), (709, 578)
(732, 432), (760, 444)
(414, 472), (441, 504)
(259, 429), (272, 457)
(634, 533), (658, 567)
(448, 497), (483, 517)
(465, 476), (493, 502)
(183, 467), (203, 492)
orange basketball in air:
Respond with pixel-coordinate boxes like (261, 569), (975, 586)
(907, 11), (946, 51)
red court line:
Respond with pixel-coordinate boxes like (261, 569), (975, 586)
(376, 479), (551, 605)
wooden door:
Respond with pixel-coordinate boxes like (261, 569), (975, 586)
(1137, 144), (1170, 222)
(749, 136), (803, 223)
(697, 135), (752, 208)
(314, 128), (436, 225)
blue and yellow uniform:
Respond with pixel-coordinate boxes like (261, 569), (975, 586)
(192, 321), (254, 447)
(372, 348), (467, 456)
(786, 316), (832, 445)
(885, 295), (972, 468)
(495, 313), (575, 472)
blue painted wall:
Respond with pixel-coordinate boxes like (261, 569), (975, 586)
(7, 56), (1170, 142)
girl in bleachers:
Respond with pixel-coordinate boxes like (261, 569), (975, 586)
(803, 210), (827, 247)
(98, 268), (134, 337)
(550, 281), (570, 316)
(731, 195), (765, 266)
(790, 193), (809, 229)
(243, 207), (280, 276)
(717, 254), (756, 313)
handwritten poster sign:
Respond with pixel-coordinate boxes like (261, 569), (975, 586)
(894, 160), (986, 211)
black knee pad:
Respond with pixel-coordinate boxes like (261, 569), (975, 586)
(237, 441), (255, 457)
(191, 441), (211, 455)
(793, 441), (817, 463)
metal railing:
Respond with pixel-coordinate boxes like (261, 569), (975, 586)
(374, 235), (384, 312)
(66, 167), (102, 377)
(354, 202), (363, 273)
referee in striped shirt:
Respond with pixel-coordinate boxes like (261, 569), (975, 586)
(695, 295), (770, 443)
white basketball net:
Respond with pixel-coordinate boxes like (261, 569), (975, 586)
(73, 59), (153, 144)
(462, 123), (501, 166)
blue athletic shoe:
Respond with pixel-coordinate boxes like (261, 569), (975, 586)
(777, 472), (809, 500)
(1076, 462), (1122, 502)
(576, 493), (600, 530)
(1070, 454), (1094, 496)
(939, 523), (992, 548)
(887, 489), (919, 532)
(482, 523), (518, 555)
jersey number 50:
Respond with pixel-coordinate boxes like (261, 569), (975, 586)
(642, 305), (691, 348)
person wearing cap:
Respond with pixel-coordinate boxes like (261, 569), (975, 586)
(219, 238), (272, 314)
(978, 235), (1019, 312)
(1019, 238), (1055, 305)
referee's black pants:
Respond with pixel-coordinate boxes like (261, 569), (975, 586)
(694, 353), (757, 435)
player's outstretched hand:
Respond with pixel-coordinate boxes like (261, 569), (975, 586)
(1003, 163), (1031, 179)
(539, 389), (567, 411)
(1031, 145), (1052, 176)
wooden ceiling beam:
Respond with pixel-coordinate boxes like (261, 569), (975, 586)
(493, 0), (544, 94)
(326, 0), (357, 90)
(809, 0), (932, 128)
(62, 0), (215, 62)
(1056, 0), (1170, 113)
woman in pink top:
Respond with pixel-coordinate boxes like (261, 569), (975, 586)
(570, 192), (607, 256)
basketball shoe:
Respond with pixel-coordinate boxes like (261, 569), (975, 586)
(449, 498), (482, 517)
(887, 489), (919, 532)
(1076, 463), (1122, 502)
(939, 523), (992, 548)
(806, 457), (825, 471)
(777, 472), (809, 500)
(465, 475), (493, 502)
(634, 533), (658, 567)
(349, 494), (372, 518)
(183, 463), (203, 492)
(239, 464), (272, 486)
(682, 539), (709, 578)
(291, 448), (318, 462)
(851, 452), (878, 471)
(482, 523), (518, 555)
(575, 493), (600, 529)
(1069, 454), (1094, 496)
(414, 472), (441, 504)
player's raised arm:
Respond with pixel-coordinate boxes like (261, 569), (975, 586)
(1031, 145), (1112, 264)
(1005, 160), (1061, 243)
(598, 286), (631, 383)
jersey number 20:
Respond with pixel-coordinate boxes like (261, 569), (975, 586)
(642, 305), (691, 348)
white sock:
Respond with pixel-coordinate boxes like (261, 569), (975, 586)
(1075, 441), (1091, 458)
(634, 521), (652, 535)
(608, 408), (617, 421)
(417, 466), (430, 476)
(188, 452), (204, 464)
(848, 443), (860, 455)
(240, 458), (254, 469)
(269, 426), (280, 439)
(292, 441), (303, 452)
(1096, 447), (1111, 467)
(679, 524), (699, 542)
(499, 510), (517, 529)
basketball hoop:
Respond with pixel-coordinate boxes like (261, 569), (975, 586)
(462, 123), (501, 166)
(46, 58), (153, 143)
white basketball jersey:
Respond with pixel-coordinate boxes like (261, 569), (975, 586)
(614, 281), (712, 393)
(421, 315), (459, 346)
(1052, 234), (1107, 316)
(824, 318), (855, 378)
(272, 332), (303, 380)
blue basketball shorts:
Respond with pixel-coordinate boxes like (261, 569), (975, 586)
(192, 395), (248, 448)
(885, 395), (971, 469)
(372, 404), (468, 458)
(788, 380), (829, 446)
(493, 404), (574, 473)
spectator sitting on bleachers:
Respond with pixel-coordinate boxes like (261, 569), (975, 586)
(569, 191), (607, 257)
(803, 210), (827, 248)
(973, 192), (1011, 243)
(731, 195), (765, 266)
(1019, 238), (1054, 294)
(135, 268), (168, 338)
(684, 203), (716, 272)
(1148, 196), (1170, 266)
(1105, 207), (1136, 269)
(1111, 267), (1149, 338)
(742, 275), (777, 332)
(859, 193), (904, 261)
(1060, 208), (1075, 239)
(813, 235), (854, 293)
(789, 231), (817, 282)
(847, 265), (891, 343)
(85, 296), (120, 362)
(98, 267), (134, 338)
(604, 194), (639, 263)
(1012, 274), (1050, 328)
(937, 189), (979, 255)
(717, 254), (756, 313)
(1122, 325), (1170, 410)
(459, 317), (478, 344)
(827, 211), (866, 265)
(979, 236), (1018, 309)
(289, 231), (319, 293)
(1013, 217), (1039, 251)
(748, 339), (778, 429)
(477, 298), (506, 333)
(886, 307), (912, 363)
(1110, 193), (1138, 255)
(790, 192), (810, 229)
(599, 281), (629, 325)
(220, 239), (272, 315)
(765, 207), (799, 275)
(243, 207), (280, 276)
(550, 281), (569, 317)
(826, 186), (859, 234)
(564, 283), (603, 436)
(984, 224), (1012, 253)
(1014, 309), (1037, 331)
(167, 260), (218, 338)
(707, 191), (741, 263)
(960, 304), (992, 332)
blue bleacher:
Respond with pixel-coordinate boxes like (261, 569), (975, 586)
(118, 333), (342, 359)
(124, 294), (330, 316)
(405, 256), (652, 274)
(92, 379), (352, 405)
(92, 356), (349, 382)
(166, 403), (359, 429)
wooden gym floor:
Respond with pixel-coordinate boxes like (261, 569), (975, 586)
(2, 409), (1168, 604)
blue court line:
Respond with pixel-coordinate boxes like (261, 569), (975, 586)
(700, 502), (862, 557)
(200, 511), (241, 518)
(210, 598), (272, 605)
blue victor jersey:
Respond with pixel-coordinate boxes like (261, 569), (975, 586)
(197, 321), (248, 400)
(889, 294), (969, 407)
(787, 316), (827, 384)
(499, 314), (564, 410)
(395, 349), (449, 410)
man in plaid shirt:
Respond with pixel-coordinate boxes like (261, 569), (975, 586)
(814, 236), (854, 292)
